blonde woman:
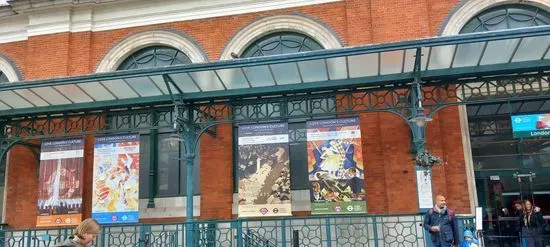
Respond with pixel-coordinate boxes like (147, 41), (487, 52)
(55, 218), (101, 247)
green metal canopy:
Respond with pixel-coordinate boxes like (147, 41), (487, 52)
(0, 25), (550, 117)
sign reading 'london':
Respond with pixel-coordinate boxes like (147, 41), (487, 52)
(511, 114), (550, 138)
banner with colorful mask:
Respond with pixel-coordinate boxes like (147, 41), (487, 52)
(37, 137), (84, 227)
(237, 123), (291, 217)
(92, 133), (140, 224)
(307, 117), (366, 214)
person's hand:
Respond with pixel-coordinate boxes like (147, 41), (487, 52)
(430, 226), (440, 232)
(535, 206), (541, 212)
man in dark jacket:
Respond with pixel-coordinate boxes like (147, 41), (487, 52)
(423, 195), (460, 247)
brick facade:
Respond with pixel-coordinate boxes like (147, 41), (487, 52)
(1, 0), (472, 229)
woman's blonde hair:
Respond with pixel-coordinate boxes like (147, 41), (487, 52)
(75, 218), (101, 237)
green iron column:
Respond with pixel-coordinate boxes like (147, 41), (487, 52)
(174, 104), (200, 247)
(147, 111), (158, 208)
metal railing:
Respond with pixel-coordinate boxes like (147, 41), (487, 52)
(0, 214), (476, 247)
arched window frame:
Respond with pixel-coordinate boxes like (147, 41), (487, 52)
(240, 31), (324, 58)
(96, 30), (208, 73)
(441, 0), (550, 35)
(102, 31), (206, 199)
(116, 46), (192, 71)
(231, 29), (336, 197)
(441, 1), (550, 213)
(220, 15), (342, 60)
(459, 4), (550, 33)
(0, 54), (22, 83)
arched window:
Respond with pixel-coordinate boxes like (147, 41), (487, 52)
(0, 71), (8, 83)
(116, 45), (198, 199)
(117, 46), (192, 70)
(240, 32), (324, 58)
(460, 4), (550, 33)
(235, 32), (327, 192)
(463, 4), (550, 214)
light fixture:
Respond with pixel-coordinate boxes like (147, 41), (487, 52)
(409, 107), (432, 127)
(164, 133), (184, 149)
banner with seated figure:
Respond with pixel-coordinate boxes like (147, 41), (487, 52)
(307, 117), (366, 214)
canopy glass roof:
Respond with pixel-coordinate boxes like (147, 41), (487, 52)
(0, 25), (549, 116)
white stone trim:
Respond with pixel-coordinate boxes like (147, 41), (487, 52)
(95, 30), (208, 73)
(0, 55), (20, 82)
(458, 105), (478, 215)
(441, 0), (550, 36)
(0, 0), (342, 44)
(220, 14), (342, 60)
(138, 196), (200, 219)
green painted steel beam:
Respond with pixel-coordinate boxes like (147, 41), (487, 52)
(1, 25), (549, 93)
(0, 95), (173, 118)
(178, 73), (413, 101)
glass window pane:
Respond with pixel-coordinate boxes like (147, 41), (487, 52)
(101, 79), (139, 99)
(480, 39), (520, 65)
(169, 73), (201, 93)
(326, 57), (347, 80)
(347, 53), (378, 78)
(270, 63), (301, 85)
(189, 71), (225, 91)
(243, 65), (275, 87)
(420, 47), (430, 70)
(216, 68), (249, 90)
(0, 91), (33, 108)
(473, 154), (520, 170)
(149, 75), (170, 95)
(512, 36), (550, 62)
(139, 135), (150, 199)
(157, 133), (180, 196)
(403, 49), (417, 73)
(289, 122), (309, 190)
(30, 87), (72, 105)
(76, 82), (116, 101)
(453, 42), (485, 68)
(0, 100), (10, 110)
(124, 77), (163, 97)
(54, 84), (93, 103)
(380, 50), (404, 75)
(428, 45), (456, 70)
(13, 89), (49, 106)
(298, 59), (328, 83)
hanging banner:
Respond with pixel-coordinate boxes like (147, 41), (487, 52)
(37, 138), (84, 227)
(237, 123), (291, 217)
(307, 117), (366, 214)
(92, 133), (140, 224)
(511, 113), (550, 138)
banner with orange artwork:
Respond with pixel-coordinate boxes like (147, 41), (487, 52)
(37, 138), (84, 227)
(307, 117), (366, 214)
(92, 133), (140, 224)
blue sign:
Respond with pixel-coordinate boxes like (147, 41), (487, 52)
(511, 113), (550, 138)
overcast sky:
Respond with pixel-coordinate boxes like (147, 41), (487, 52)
(0, 0), (7, 6)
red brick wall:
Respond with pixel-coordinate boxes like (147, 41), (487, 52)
(0, 0), (472, 228)
(5, 145), (39, 229)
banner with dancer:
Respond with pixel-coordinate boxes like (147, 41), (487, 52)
(37, 138), (84, 227)
(307, 117), (366, 214)
(92, 134), (140, 224)
(237, 123), (291, 217)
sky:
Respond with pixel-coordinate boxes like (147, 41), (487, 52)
(0, 0), (7, 6)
